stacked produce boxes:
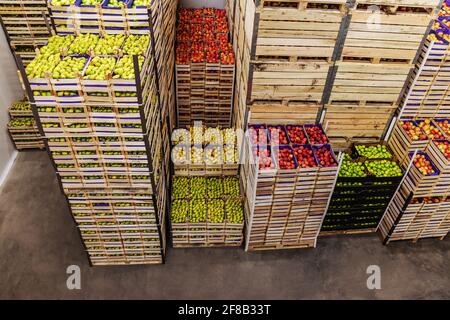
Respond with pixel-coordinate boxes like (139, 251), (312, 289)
(321, 144), (403, 235)
(229, 0), (440, 149)
(7, 100), (44, 150)
(379, 2), (450, 243)
(241, 123), (340, 251)
(175, 8), (235, 127)
(0, 0), (52, 65)
(16, 0), (175, 265)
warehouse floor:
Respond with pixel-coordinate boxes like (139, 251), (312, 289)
(0, 151), (449, 299)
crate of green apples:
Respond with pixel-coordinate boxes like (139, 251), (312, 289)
(170, 175), (244, 247)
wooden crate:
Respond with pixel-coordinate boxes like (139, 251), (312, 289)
(242, 134), (341, 251)
(398, 39), (450, 119)
(329, 60), (413, 104)
(248, 102), (321, 125)
(323, 102), (396, 149)
(343, 1), (438, 62)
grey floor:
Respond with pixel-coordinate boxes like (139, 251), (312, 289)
(0, 151), (449, 299)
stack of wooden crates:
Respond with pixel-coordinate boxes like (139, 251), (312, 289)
(229, 0), (441, 149)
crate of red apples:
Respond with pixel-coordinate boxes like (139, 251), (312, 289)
(176, 8), (234, 66)
(403, 151), (442, 197)
(248, 123), (338, 171)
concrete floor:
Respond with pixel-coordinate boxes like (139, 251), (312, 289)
(0, 151), (449, 299)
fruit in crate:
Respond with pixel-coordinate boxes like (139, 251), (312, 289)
(26, 53), (61, 78)
(94, 35), (125, 55)
(223, 128), (237, 145)
(11, 101), (31, 111)
(84, 57), (116, 80)
(122, 35), (150, 55)
(171, 128), (190, 145)
(40, 35), (74, 55)
(204, 146), (223, 165)
(171, 200), (189, 223)
(207, 177), (223, 199)
(275, 147), (296, 170)
(226, 200), (244, 224)
(287, 125), (307, 144)
(254, 147), (274, 169)
(224, 177), (240, 197)
(81, 0), (102, 4)
(189, 200), (206, 223)
(51, 0), (76, 5)
(314, 146), (337, 167)
(204, 127), (222, 144)
(9, 117), (35, 128)
(208, 200), (225, 223)
(191, 49), (205, 63)
(436, 141), (450, 160)
(400, 121), (427, 140)
(190, 177), (206, 199)
(413, 154), (435, 175)
(68, 34), (99, 54)
(133, 0), (150, 7)
(172, 177), (189, 199)
(224, 145), (237, 163)
(113, 55), (144, 79)
(417, 119), (445, 140)
(249, 126), (267, 145)
(172, 145), (189, 163)
(355, 145), (391, 159)
(305, 125), (328, 144)
(339, 157), (366, 177)
(220, 50), (234, 65)
(365, 160), (402, 177)
(268, 126), (288, 145)
(436, 120), (450, 136)
(107, 0), (127, 7)
(293, 145), (317, 168)
(191, 146), (204, 164)
(52, 56), (87, 79)
(190, 126), (203, 144)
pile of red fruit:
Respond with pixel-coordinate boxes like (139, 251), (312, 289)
(413, 154), (435, 175)
(435, 140), (450, 160)
(305, 125), (328, 144)
(275, 147), (296, 170)
(176, 8), (234, 65)
(293, 145), (317, 168)
(314, 146), (337, 167)
(287, 125), (307, 144)
(436, 119), (450, 137)
(417, 119), (444, 140)
(249, 126), (268, 145)
(400, 121), (427, 141)
(268, 125), (288, 145)
(253, 147), (274, 170)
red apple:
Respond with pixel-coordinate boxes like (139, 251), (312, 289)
(287, 125), (307, 144)
(293, 145), (317, 168)
(275, 147), (296, 170)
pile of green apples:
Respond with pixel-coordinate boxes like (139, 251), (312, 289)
(68, 34), (99, 54)
(63, 107), (84, 113)
(11, 101), (31, 111)
(9, 117), (35, 128)
(132, 0), (151, 8)
(107, 0), (127, 7)
(80, 0), (103, 6)
(190, 176), (206, 199)
(189, 199), (206, 223)
(204, 127), (223, 144)
(41, 123), (60, 128)
(207, 177), (223, 198)
(122, 35), (150, 55)
(52, 56), (87, 79)
(356, 145), (391, 159)
(365, 160), (403, 177)
(113, 55), (144, 79)
(41, 35), (74, 55)
(93, 34), (125, 55)
(33, 91), (52, 96)
(226, 200), (244, 224)
(223, 177), (240, 197)
(208, 199), (225, 223)
(172, 177), (189, 199)
(26, 53), (61, 78)
(91, 107), (112, 113)
(51, 0), (76, 5)
(339, 154), (366, 178)
(84, 56), (116, 80)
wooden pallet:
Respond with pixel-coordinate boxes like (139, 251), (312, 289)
(320, 228), (377, 236)
(247, 102), (320, 125)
